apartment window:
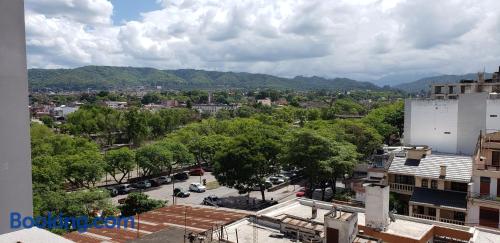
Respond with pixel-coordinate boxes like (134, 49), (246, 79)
(421, 179), (428, 188)
(431, 180), (438, 189)
(492, 151), (500, 167)
(491, 115), (498, 118)
(480, 177), (491, 195)
(428, 207), (436, 216)
(451, 182), (468, 192)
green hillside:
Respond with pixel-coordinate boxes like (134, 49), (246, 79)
(28, 66), (381, 91)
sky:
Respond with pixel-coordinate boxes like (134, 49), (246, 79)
(23, 0), (500, 84)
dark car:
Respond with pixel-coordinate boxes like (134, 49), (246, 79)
(106, 186), (119, 197)
(148, 178), (162, 187)
(173, 172), (189, 181)
(116, 184), (135, 194)
(189, 168), (205, 176)
(202, 195), (221, 206)
(173, 187), (190, 197)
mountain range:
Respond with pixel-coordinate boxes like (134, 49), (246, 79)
(28, 66), (381, 91)
(28, 66), (491, 93)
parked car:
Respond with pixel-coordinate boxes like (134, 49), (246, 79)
(116, 184), (135, 195)
(173, 172), (189, 181)
(157, 176), (172, 184)
(252, 181), (273, 191)
(174, 187), (190, 197)
(269, 176), (285, 185)
(106, 186), (119, 197)
(202, 195), (221, 206)
(133, 180), (152, 189)
(189, 182), (206, 192)
(189, 168), (205, 176)
(296, 188), (306, 197)
(148, 178), (162, 187)
(276, 174), (290, 182)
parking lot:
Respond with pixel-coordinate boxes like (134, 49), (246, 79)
(111, 172), (305, 207)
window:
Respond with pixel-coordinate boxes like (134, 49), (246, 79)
(490, 115), (498, 118)
(451, 182), (468, 192)
(428, 207), (436, 216)
(444, 132), (451, 134)
(492, 151), (500, 167)
(431, 180), (438, 189)
(421, 179), (428, 188)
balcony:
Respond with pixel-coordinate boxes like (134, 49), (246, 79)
(470, 192), (500, 203)
(390, 183), (414, 194)
(412, 213), (436, 221)
(474, 164), (500, 171)
(439, 218), (465, 225)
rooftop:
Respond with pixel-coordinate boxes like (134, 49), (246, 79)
(388, 153), (472, 182)
(64, 205), (249, 243)
(0, 227), (74, 243)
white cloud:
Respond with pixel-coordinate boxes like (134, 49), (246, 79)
(24, 0), (500, 83)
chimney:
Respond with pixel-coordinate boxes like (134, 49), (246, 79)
(406, 146), (431, 160)
(364, 183), (390, 231)
(440, 165), (446, 179)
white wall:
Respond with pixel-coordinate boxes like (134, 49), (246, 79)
(457, 93), (488, 155)
(0, 0), (33, 234)
(486, 99), (500, 132)
(405, 99), (459, 153)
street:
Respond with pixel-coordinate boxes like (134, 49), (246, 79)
(111, 172), (305, 207)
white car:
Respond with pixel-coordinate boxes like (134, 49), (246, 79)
(189, 182), (206, 192)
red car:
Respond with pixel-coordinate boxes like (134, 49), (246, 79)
(296, 188), (306, 197)
(189, 168), (205, 176)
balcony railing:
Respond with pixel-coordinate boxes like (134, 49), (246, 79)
(412, 213), (436, 221)
(440, 218), (465, 225)
(470, 192), (500, 203)
(476, 164), (500, 171)
(390, 183), (414, 194)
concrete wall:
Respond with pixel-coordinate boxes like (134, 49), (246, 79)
(0, 0), (33, 234)
(486, 99), (500, 132)
(457, 93), (488, 155)
(405, 94), (500, 155)
(405, 99), (459, 153)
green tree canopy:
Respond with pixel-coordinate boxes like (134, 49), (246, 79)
(104, 147), (136, 184)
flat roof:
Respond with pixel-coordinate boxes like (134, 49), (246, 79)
(225, 219), (295, 243)
(358, 213), (433, 240)
(388, 153), (472, 182)
(261, 201), (332, 224)
(0, 227), (74, 243)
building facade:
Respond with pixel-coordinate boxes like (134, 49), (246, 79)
(0, 0), (33, 234)
(404, 93), (500, 155)
(388, 147), (471, 225)
(467, 131), (500, 229)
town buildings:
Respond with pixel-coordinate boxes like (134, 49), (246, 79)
(404, 69), (500, 155)
(192, 103), (240, 114)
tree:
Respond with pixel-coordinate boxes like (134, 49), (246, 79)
(283, 131), (334, 198)
(119, 192), (166, 216)
(136, 144), (173, 176)
(61, 149), (106, 188)
(187, 134), (230, 166)
(213, 126), (282, 201)
(125, 108), (150, 146)
(40, 115), (55, 128)
(158, 139), (194, 170)
(104, 147), (136, 184)
(363, 101), (404, 145)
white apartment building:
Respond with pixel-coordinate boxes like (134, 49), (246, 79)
(404, 92), (500, 155)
